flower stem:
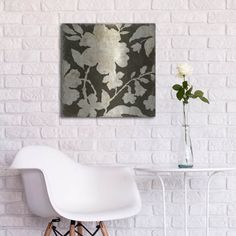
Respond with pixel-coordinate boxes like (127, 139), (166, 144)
(83, 66), (90, 101)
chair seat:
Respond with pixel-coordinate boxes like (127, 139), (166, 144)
(57, 203), (140, 222)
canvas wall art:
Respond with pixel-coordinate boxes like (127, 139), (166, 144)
(61, 23), (155, 117)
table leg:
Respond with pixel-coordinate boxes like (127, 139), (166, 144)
(157, 175), (167, 236)
(206, 171), (219, 236)
(184, 172), (188, 236)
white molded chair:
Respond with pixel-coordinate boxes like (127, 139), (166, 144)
(10, 145), (141, 236)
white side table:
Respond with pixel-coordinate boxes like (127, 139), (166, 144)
(135, 167), (236, 236)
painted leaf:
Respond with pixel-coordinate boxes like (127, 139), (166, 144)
(105, 105), (145, 117)
(139, 77), (149, 84)
(131, 72), (136, 78)
(120, 31), (129, 35)
(62, 25), (76, 35)
(129, 25), (154, 42)
(140, 65), (147, 74)
(135, 81), (146, 96)
(73, 25), (83, 35)
(131, 43), (141, 53)
(101, 89), (110, 106)
(71, 49), (84, 69)
(66, 35), (81, 41)
(123, 24), (132, 29)
(144, 38), (154, 57)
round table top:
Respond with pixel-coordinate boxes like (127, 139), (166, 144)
(135, 166), (236, 173)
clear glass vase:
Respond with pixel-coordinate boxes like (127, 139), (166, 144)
(178, 103), (194, 168)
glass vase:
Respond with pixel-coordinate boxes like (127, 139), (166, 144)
(178, 103), (194, 168)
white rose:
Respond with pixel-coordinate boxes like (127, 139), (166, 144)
(177, 63), (193, 78)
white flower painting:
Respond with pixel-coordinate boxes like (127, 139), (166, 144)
(61, 23), (155, 117)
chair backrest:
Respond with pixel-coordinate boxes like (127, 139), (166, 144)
(10, 145), (78, 218)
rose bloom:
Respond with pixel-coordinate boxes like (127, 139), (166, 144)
(177, 63), (193, 78)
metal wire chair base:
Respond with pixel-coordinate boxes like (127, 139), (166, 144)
(49, 218), (101, 236)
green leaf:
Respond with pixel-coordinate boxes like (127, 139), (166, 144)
(182, 81), (188, 89)
(186, 86), (193, 96)
(194, 90), (204, 97)
(200, 96), (209, 104)
(176, 88), (184, 101)
(172, 84), (182, 91)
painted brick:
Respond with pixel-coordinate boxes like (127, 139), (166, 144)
(42, 0), (77, 11)
(4, 25), (40, 37)
(134, 11), (170, 23)
(0, 89), (20, 100)
(23, 38), (58, 49)
(22, 113), (59, 126)
(79, 0), (114, 10)
(6, 102), (40, 113)
(115, 0), (151, 10)
(6, 176), (23, 189)
(6, 230), (41, 236)
(42, 75), (59, 87)
(22, 88), (58, 101)
(117, 152), (152, 164)
(156, 24), (188, 35)
(41, 127), (77, 138)
(0, 39), (21, 49)
(42, 102), (59, 113)
(0, 64), (21, 75)
(227, 25), (236, 35)
(209, 63), (236, 74)
(228, 0), (236, 9)
(6, 127), (40, 138)
(5, 0), (40, 11)
(189, 24), (225, 35)
(190, 75), (226, 87)
(190, 50), (225, 61)
(60, 140), (96, 151)
(209, 11), (236, 23)
(172, 11), (207, 23)
(0, 216), (23, 226)
(5, 76), (41, 87)
(172, 37), (207, 48)
(136, 139), (171, 151)
(23, 13), (58, 25)
(22, 63), (58, 75)
(41, 25), (59, 36)
(116, 127), (151, 138)
(0, 115), (21, 126)
(190, 0), (225, 9)
(209, 37), (236, 48)
(98, 139), (134, 152)
(0, 13), (21, 23)
(5, 50), (40, 62)
(59, 12), (96, 23)
(96, 11), (133, 22)
(0, 191), (22, 202)
(152, 0), (188, 9)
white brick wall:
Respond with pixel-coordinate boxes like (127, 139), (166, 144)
(0, 0), (235, 235)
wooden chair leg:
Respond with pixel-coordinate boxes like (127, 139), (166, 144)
(77, 222), (83, 236)
(99, 222), (109, 236)
(69, 221), (76, 236)
(44, 222), (53, 236)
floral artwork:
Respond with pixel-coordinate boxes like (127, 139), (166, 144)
(61, 23), (155, 117)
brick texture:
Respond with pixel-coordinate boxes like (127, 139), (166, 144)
(0, 0), (235, 235)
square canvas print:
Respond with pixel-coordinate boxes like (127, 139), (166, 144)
(61, 23), (155, 117)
